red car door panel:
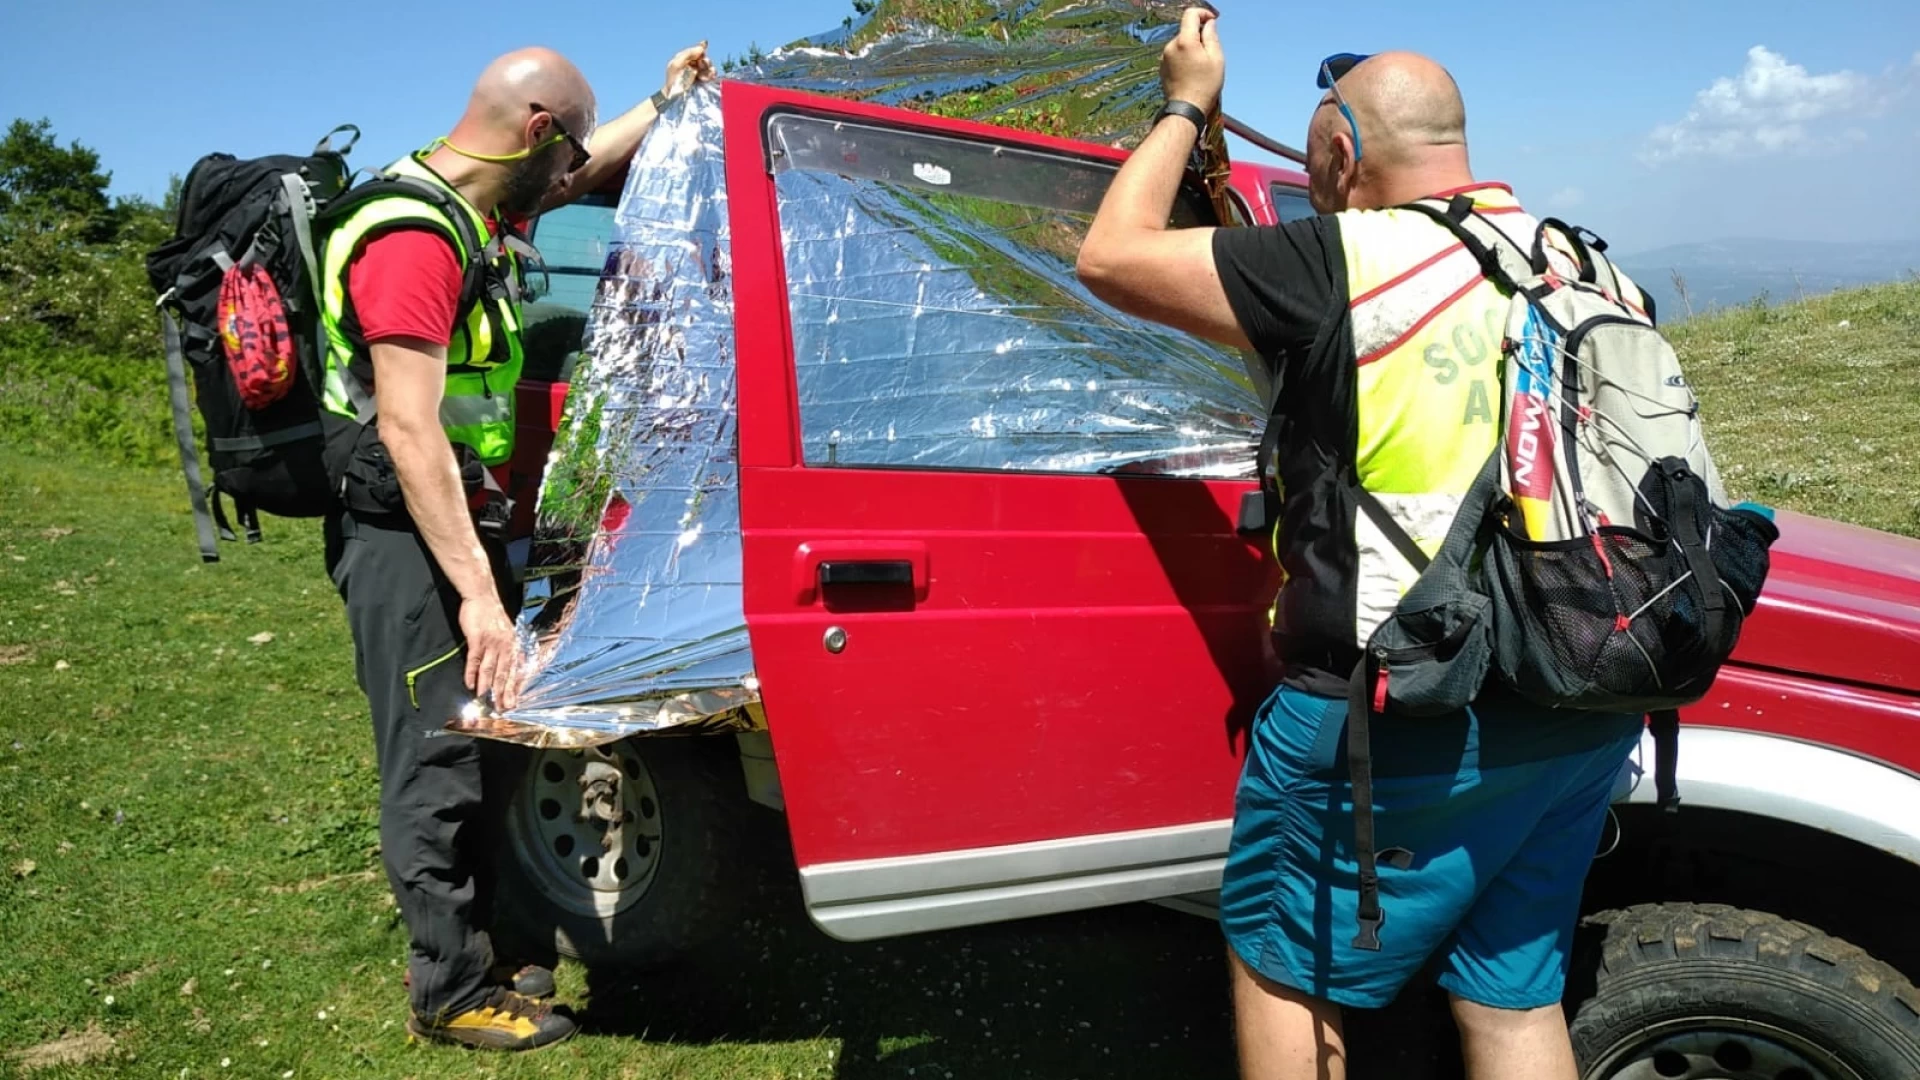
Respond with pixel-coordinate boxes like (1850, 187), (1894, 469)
(723, 83), (1284, 886)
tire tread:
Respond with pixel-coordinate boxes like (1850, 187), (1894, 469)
(1572, 903), (1920, 1078)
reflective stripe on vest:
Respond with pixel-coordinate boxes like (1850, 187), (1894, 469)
(1335, 185), (1531, 646)
(318, 155), (525, 466)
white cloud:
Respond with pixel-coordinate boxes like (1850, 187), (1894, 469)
(1548, 186), (1586, 210)
(1642, 46), (1900, 163)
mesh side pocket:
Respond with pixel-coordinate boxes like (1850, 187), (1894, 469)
(1490, 531), (1620, 696)
(1711, 507), (1779, 614)
(1489, 520), (1757, 711)
(1489, 527), (1683, 708)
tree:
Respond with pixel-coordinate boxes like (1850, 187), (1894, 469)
(0, 118), (116, 241)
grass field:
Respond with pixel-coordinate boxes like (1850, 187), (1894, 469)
(1667, 281), (1920, 537)
(4, 282), (1918, 1079)
(0, 450), (1280, 1079)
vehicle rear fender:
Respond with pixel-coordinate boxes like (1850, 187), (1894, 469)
(1617, 725), (1920, 868)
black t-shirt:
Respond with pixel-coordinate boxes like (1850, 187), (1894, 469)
(1211, 213), (1649, 758)
(1212, 218), (1365, 696)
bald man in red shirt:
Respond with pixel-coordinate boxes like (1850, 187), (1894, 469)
(320, 42), (712, 1051)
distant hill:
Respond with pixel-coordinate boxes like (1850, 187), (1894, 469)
(1614, 238), (1920, 322)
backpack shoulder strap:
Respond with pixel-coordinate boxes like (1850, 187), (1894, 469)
(1398, 194), (1539, 295)
(320, 175), (492, 319)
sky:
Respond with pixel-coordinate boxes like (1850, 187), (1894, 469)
(6, 0), (1920, 255)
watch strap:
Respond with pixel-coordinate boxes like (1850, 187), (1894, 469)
(649, 89), (672, 114)
(1156, 99), (1209, 134)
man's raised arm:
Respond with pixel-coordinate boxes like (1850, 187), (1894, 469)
(1076, 6), (1250, 351)
(543, 43), (716, 212)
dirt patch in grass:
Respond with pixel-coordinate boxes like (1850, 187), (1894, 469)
(10, 1022), (115, 1072)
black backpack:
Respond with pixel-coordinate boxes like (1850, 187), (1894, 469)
(146, 127), (488, 561)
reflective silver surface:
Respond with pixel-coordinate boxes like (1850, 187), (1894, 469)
(457, 2), (1265, 746)
(769, 111), (1257, 476)
(749, 0), (1196, 146)
(454, 84), (758, 749)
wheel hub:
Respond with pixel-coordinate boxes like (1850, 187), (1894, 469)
(1594, 1018), (1855, 1080)
(508, 742), (664, 919)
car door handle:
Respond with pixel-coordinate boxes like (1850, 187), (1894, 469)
(819, 560), (914, 586)
(792, 541), (929, 603)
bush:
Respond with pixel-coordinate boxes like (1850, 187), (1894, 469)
(0, 336), (176, 467)
(0, 118), (178, 468)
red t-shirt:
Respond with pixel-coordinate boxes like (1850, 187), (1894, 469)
(347, 211), (526, 345)
(348, 212), (526, 491)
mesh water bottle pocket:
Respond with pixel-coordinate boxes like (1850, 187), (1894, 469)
(1711, 506), (1779, 614)
(1488, 526), (1728, 711)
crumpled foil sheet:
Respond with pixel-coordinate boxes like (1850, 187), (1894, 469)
(749, 0), (1196, 146)
(769, 109), (1256, 475)
(452, 84), (756, 749)
(455, 1), (1263, 747)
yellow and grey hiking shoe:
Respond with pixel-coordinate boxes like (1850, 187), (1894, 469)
(406, 988), (577, 1051)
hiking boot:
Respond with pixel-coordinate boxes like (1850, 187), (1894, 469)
(402, 964), (557, 1000)
(406, 987), (576, 1051)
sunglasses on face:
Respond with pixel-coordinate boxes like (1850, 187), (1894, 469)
(529, 102), (592, 173)
(1316, 52), (1371, 163)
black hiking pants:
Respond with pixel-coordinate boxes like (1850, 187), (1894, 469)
(324, 510), (528, 1020)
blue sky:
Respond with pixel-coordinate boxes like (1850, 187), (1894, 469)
(7, 0), (1919, 254)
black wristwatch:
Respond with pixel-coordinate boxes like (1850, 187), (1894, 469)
(1155, 99), (1209, 134)
(649, 89), (672, 114)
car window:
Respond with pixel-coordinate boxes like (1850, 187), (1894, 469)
(1271, 183), (1316, 224)
(767, 112), (1263, 479)
(521, 194), (617, 383)
(526, 195), (617, 311)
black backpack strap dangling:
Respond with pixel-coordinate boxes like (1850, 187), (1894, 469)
(160, 305), (222, 563)
(236, 500), (263, 545)
(1648, 709), (1682, 813)
(1348, 655), (1384, 951)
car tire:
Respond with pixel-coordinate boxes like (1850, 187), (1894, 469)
(1569, 903), (1920, 1080)
(492, 735), (756, 971)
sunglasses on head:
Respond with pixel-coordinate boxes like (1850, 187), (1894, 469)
(529, 102), (591, 174)
(1316, 52), (1371, 162)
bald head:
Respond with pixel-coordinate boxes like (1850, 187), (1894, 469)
(1335, 52), (1465, 166)
(462, 47), (596, 142)
(1306, 51), (1473, 212)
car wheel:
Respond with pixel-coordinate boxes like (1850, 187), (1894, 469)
(493, 736), (754, 971)
(1569, 903), (1920, 1080)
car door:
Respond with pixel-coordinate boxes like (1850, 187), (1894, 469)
(723, 83), (1282, 940)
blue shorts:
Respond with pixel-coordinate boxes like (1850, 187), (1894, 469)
(1221, 684), (1643, 1011)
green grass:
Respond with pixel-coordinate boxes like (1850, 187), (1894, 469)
(5, 280), (1917, 1078)
(0, 451), (1265, 1078)
(1674, 281), (1920, 536)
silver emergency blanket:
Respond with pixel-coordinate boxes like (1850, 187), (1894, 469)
(769, 110), (1258, 474)
(455, 2), (1263, 747)
(452, 85), (757, 748)
(750, 0), (1194, 146)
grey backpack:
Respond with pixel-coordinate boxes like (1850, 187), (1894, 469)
(1344, 194), (1779, 949)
